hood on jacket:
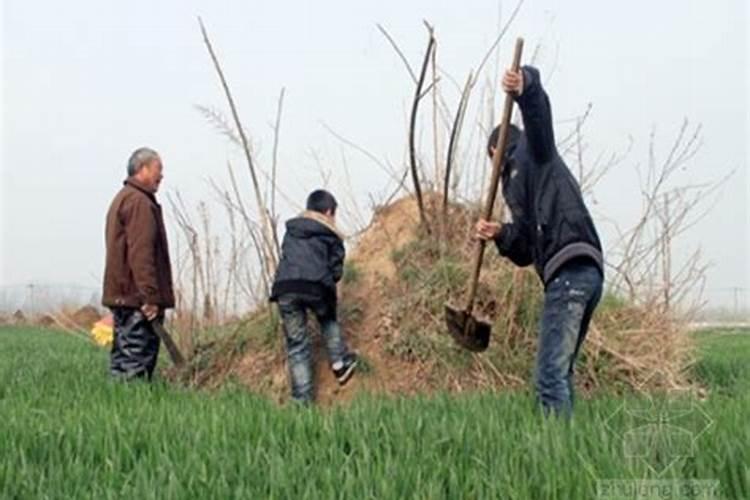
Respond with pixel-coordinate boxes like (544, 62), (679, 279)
(285, 211), (344, 241)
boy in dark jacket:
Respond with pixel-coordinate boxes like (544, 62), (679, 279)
(270, 190), (357, 404)
(475, 66), (604, 416)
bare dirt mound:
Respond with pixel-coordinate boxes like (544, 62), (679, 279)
(351, 196), (420, 283)
(187, 196), (431, 405)
(185, 194), (695, 404)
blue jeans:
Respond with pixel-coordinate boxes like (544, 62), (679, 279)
(536, 259), (603, 416)
(277, 293), (350, 404)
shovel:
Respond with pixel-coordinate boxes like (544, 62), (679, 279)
(445, 37), (524, 352)
(151, 319), (186, 367)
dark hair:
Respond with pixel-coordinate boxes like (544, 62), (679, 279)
(306, 189), (338, 215)
(486, 124), (521, 158)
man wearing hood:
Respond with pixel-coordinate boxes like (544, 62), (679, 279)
(475, 66), (604, 416)
(271, 189), (357, 404)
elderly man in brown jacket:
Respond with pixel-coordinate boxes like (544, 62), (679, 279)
(102, 147), (174, 380)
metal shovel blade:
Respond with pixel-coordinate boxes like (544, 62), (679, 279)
(444, 304), (491, 352)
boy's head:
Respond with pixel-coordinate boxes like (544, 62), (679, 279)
(306, 189), (338, 217)
(486, 123), (521, 159)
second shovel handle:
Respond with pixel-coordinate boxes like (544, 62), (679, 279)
(152, 320), (186, 367)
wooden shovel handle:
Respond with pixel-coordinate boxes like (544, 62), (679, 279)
(464, 37), (524, 315)
(151, 319), (186, 367)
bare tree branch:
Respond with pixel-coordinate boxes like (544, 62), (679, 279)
(198, 17), (277, 286)
(473, 0), (525, 81)
(409, 22), (436, 233)
(376, 23), (418, 83)
(320, 121), (408, 191)
(443, 72), (473, 217)
(270, 87), (285, 230)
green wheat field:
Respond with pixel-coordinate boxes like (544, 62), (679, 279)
(1, 326), (747, 499)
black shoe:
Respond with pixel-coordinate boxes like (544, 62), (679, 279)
(333, 353), (358, 385)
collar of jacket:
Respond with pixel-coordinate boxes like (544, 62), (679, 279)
(124, 178), (157, 203)
(300, 210), (344, 240)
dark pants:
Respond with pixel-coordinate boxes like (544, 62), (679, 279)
(110, 307), (161, 381)
(536, 259), (603, 416)
(277, 293), (349, 404)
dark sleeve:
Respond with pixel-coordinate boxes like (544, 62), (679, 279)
(494, 223), (533, 267)
(329, 237), (346, 283)
(124, 197), (161, 305)
(515, 65), (556, 164)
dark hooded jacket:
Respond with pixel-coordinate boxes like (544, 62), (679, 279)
(270, 211), (345, 304)
(494, 65), (603, 285)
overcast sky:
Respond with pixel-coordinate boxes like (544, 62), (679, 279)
(1, 0), (748, 307)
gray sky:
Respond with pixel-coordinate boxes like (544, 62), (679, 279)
(1, 0), (748, 307)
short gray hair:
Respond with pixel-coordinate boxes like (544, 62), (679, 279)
(127, 147), (160, 176)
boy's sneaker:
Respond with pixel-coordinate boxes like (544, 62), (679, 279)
(332, 353), (358, 385)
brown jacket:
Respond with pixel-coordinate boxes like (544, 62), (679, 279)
(102, 179), (175, 309)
